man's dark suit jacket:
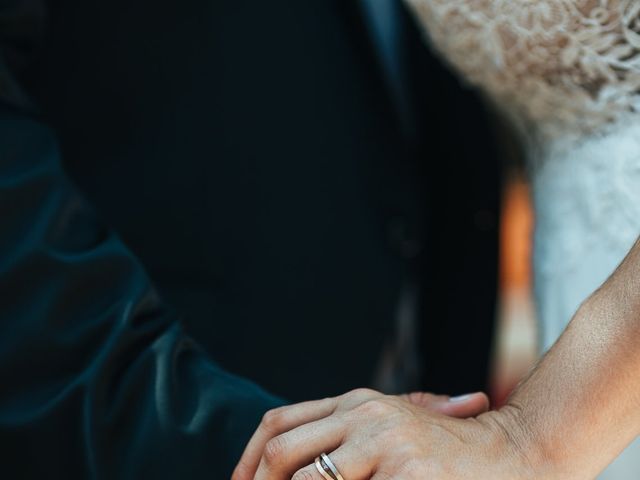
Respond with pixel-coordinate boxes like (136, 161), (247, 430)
(0, 0), (501, 477)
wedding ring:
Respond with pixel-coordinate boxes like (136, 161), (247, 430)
(314, 452), (345, 480)
(314, 456), (335, 480)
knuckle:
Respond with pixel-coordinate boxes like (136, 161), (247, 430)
(348, 387), (378, 399)
(292, 469), (317, 480)
(338, 388), (381, 411)
(261, 407), (286, 432)
(406, 391), (437, 406)
(263, 435), (288, 466)
(355, 398), (393, 417)
(230, 462), (250, 480)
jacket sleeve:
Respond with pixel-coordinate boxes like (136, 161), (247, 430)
(0, 4), (281, 479)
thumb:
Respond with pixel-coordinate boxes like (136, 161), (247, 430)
(402, 391), (490, 418)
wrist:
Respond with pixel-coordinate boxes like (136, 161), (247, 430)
(477, 406), (558, 480)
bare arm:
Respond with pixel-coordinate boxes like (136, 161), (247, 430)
(498, 237), (640, 478)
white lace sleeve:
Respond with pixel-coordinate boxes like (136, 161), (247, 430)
(405, 0), (640, 139)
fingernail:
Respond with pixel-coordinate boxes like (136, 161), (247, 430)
(449, 393), (474, 403)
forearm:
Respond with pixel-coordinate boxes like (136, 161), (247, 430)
(497, 238), (640, 478)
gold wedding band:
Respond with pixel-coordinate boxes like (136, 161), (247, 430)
(314, 452), (345, 480)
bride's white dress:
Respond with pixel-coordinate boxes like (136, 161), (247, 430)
(406, 0), (640, 477)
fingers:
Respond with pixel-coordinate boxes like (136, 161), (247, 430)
(233, 389), (484, 480)
(403, 391), (490, 418)
(401, 391), (449, 407)
(232, 397), (338, 480)
(437, 392), (490, 418)
(253, 415), (347, 480)
(292, 443), (377, 480)
(233, 389), (382, 480)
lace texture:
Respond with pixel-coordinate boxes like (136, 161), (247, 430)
(533, 121), (640, 279)
(406, 0), (640, 143)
